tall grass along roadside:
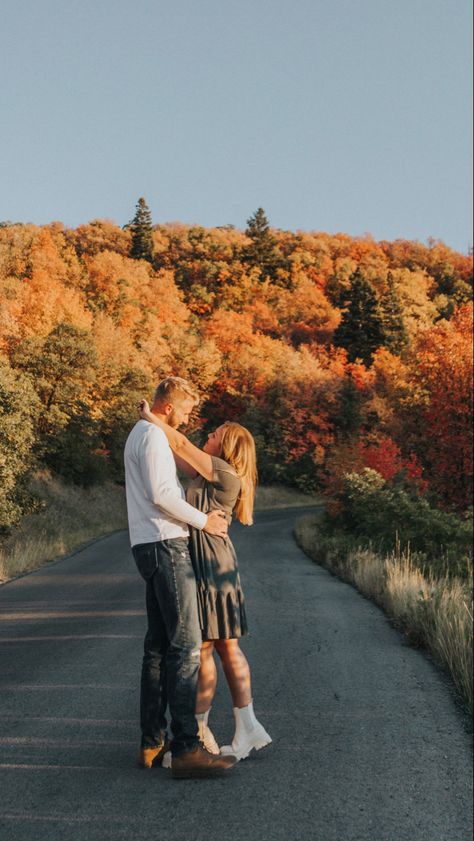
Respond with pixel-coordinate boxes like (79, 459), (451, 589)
(0, 471), (127, 583)
(295, 513), (473, 713)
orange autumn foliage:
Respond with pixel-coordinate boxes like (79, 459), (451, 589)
(0, 218), (471, 508)
(409, 304), (473, 510)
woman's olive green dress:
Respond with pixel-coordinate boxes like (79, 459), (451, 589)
(186, 455), (248, 641)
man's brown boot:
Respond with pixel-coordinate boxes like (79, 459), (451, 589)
(171, 744), (237, 779)
(138, 742), (170, 769)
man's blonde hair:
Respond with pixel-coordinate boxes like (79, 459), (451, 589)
(153, 377), (199, 407)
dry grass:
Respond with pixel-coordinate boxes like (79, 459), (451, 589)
(384, 555), (473, 707)
(254, 485), (322, 511)
(349, 548), (386, 602)
(0, 471), (127, 583)
(295, 515), (473, 712)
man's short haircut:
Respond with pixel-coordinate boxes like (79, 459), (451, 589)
(153, 376), (199, 407)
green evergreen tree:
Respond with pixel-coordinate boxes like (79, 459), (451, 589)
(129, 197), (155, 263)
(243, 208), (281, 281)
(333, 375), (363, 439)
(333, 269), (386, 365)
(380, 273), (408, 354)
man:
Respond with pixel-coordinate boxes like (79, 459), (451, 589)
(124, 376), (236, 779)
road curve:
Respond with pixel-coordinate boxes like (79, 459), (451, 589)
(0, 508), (472, 841)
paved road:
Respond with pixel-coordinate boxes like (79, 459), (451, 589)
(0, 508), (472, 841)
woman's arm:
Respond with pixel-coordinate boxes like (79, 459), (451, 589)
(138, 400), (213, 481)
(173, 452), (198, 480)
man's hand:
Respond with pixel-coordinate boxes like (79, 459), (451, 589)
(203, 510), (228, 538)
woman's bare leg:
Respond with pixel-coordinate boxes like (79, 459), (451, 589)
(196, 641), (217, 714)
(215, 639), (271, 759)
(214, 639), (251, 708)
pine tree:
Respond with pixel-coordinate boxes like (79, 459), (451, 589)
(129, 197), (155, 263)
(333, 269), (386, 365)
(380, 272), (408, 354)
(333, 375), (363, 439)
(243, 208), (281, 281)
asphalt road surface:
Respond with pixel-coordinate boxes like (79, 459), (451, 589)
(0, 508), (472, 841)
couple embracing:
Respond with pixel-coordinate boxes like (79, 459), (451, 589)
(124, 376), (271, 779)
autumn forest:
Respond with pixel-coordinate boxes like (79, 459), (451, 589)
(0, 201), (472, 569)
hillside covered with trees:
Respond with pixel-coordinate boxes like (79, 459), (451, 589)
(1, 201), (472, 559)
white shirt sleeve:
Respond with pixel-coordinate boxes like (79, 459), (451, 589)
(138, 427), (207, 530)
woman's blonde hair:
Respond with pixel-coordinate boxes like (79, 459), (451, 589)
(220, 422), (257, 526)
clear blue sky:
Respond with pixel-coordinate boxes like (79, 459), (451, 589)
(1, 0), (472, 252)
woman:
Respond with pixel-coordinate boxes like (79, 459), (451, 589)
(138, 400), (271, 761)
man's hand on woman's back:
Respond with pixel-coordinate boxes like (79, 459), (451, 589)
(203, 510), (228, 538)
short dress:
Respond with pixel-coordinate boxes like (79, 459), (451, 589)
(186, 455), (248, 640)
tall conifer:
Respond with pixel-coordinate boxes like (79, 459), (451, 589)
(333, 269), (386, 365)
(129, 197), (155, 263)
(380, 272), (408, 354)
(244, 208), (280, 281)
(334, 376), (363, 439)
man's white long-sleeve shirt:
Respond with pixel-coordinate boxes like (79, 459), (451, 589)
(124, 420), (207, 547)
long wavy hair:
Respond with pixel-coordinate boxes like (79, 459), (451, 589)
(219, 422), (257, 526)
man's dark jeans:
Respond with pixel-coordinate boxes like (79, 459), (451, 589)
(132, 537), (201, 757)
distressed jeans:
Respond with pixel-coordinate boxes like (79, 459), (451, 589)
(132, 537), (202, 756)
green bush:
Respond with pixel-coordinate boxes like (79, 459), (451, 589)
(325, 468), (472, 578)
(0, 359), (40, 530)
(101, 368), (153, 483)
(45, 408), (108, 488)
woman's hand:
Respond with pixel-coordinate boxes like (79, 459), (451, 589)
(138, 399), (153, 421)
